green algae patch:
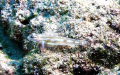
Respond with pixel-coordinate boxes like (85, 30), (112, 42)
(22, 50), (47, 74)
(88, 47), (120, 68)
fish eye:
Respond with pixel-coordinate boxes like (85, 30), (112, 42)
(30, 35), (34, 38)
(30, 34), (37, 38)
(31, 36), (34, 38)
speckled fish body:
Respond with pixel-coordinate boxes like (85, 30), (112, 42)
(27, 33), (83, 46)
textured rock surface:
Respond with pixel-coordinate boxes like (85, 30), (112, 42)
(0, 0), (120, 75)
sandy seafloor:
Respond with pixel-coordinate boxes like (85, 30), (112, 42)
(0, 0), (120, 75)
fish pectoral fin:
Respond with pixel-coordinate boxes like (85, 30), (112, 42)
(41, 41), (45, 49)
(37, 41), (46, 52)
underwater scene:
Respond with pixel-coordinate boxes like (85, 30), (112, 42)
(0, 0), (120, 75)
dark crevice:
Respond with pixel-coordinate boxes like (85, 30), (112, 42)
(20, 12), (36, 25)
(106, 20), (120, 33)
(0, 9), (25, 60)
